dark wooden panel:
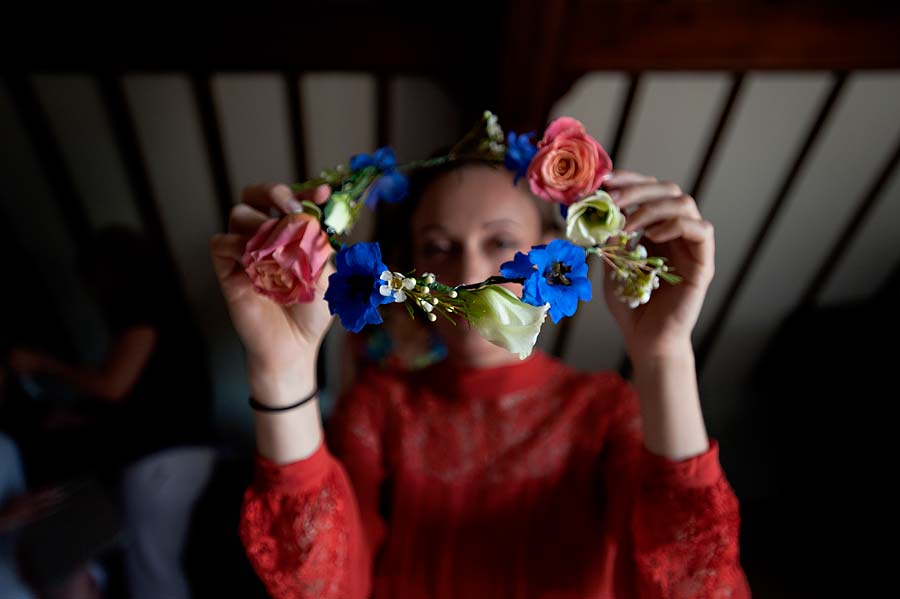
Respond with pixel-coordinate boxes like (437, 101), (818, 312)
(2, 3), (503, 72)
(376, 74), (391, 149)
(609, 74), (642, 165)
(284, 70), (308, 182)
(690, 73), (746, 203)
(190, 71), (234, 229)
(565, 1), (900, 71)
(4, 75), (92, 247)
(498, 0), (569, 132)
(5, 2), (897, 72)
(94, 72), (196, 324)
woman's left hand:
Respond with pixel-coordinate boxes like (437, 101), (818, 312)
(599, 169), (715, 359)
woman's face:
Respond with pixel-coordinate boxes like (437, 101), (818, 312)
(411, 164), (551, 367)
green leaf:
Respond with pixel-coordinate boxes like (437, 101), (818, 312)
(659, 271), (682, 284)
(300, 200), (322, 219)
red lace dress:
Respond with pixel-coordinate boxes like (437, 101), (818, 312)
(239, 349), (751, 598)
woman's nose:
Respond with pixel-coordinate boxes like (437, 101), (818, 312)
(458, 245), (494, 287)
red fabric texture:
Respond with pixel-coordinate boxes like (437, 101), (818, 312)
(239, 349), (751, 598)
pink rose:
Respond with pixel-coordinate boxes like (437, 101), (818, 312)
(526, 117), (612, 205)
(241, 213), (331, 305)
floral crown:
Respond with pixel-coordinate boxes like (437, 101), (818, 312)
(242, 111), (681, 359)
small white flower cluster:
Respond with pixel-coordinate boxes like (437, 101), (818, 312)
(607, 244), (662, 308)
(379, 271), (415, 302)
(418, 297), (439, 321)
(484, 111), (505, 155)
(416, 272), (439, 321)
(379, 271), (455, 321)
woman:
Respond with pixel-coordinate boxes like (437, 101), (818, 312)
(7, 226), (216, 599)
(7, 225), (213, 479)
(210, 161), (751, 598)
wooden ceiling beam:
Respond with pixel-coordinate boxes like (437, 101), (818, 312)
(564, 1), (900, 71)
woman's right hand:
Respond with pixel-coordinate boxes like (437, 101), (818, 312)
(209, 183), (334, 405)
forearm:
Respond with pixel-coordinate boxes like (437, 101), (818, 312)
(249, 362), (324, 465)
(630, 343), (709, 462)
(42, 357), (116, 401)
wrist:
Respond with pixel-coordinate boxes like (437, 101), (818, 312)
(248, 362), (317, 409)
(627, 337), (694, 367)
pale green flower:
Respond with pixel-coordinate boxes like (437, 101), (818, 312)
(323, 192), (353, 234)
(467, 285), (549, 359)
(565, 191), (625, 247)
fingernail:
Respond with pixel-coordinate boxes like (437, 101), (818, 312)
(609, 190), (622, 201)
(274, 184), (303, 213)
(312, 184), (331, 205)
(602, 171), (614, 181)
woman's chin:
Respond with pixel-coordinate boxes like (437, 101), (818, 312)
(440, 326), (511, 367)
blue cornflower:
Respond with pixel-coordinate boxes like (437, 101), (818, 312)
(364, 169), (408, 208)
(324, 242), (394, 333)
(504, 131), (538, 185)
(350, 146), (409, 207)
(350, 146), (398, 171)
(500, 239), (592, 323)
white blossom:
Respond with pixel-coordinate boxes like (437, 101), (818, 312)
(379, 271), (416, 302)
(468, 286), (549, 359)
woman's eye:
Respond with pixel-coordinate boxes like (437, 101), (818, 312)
(422, 242), (452, 257)
(492, 238), (519, 250)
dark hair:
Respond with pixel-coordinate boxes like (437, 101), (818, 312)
(372, 146), (561, 273)
(75, 225), (179, 333)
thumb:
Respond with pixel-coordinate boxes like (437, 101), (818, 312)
(209, 233), (246, 283)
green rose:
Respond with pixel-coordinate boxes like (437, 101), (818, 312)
(323, 192), (353, 234)
(564, 191), (625, 247)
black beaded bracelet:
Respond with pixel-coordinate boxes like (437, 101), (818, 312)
(248, 386), (318, 412)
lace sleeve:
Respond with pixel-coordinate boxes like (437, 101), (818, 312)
(238, 441), (372, 599)
(238, 372), (391, 599)
(599, 375), (752, 598)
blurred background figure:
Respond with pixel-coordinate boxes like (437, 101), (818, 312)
(2, 226), (217, 598)
(6, 226), (213, 481)
(1, 430), (47, 599)
(0, 430), (106, 599)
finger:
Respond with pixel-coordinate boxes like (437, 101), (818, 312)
(285, 259), (338, 324)
(645, 217), (715, 265)
(608, 180), (684, 209)
(228, 203), (269, 236)
(311, 258), (336, 300)
(209, 233), (248, 282)
(241, 183), (304, 215)
(623, 194), (702, 233)
(601, 169), (658, 188)
(305, 184), (331, 205)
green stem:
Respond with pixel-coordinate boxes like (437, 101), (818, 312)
(453, 275), (525, 291)
(290, 153), (501, 197)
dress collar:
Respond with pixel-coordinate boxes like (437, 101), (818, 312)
(409, 348), (566, 400)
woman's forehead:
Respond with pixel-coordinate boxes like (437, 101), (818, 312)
(412, 166), (538, 233)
